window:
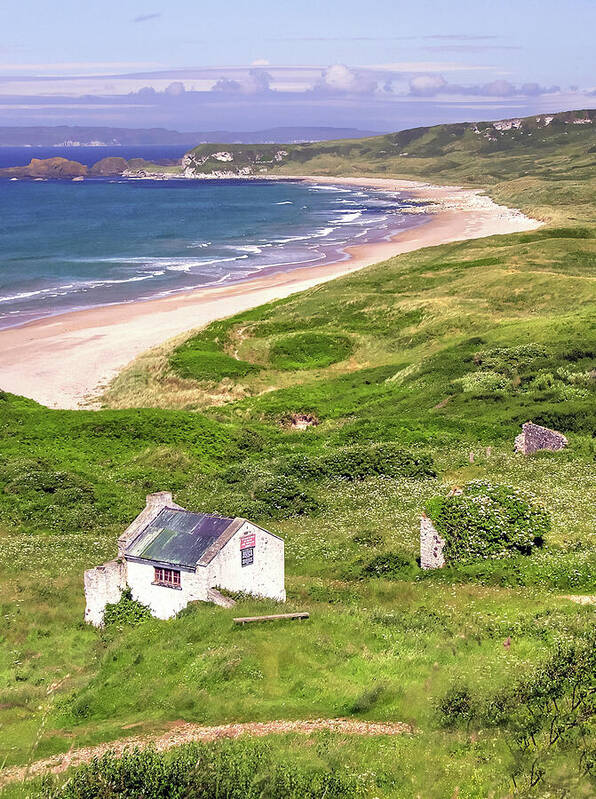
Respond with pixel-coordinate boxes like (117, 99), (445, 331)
(241, 547), (254, 567)
(153, 567), (181, 588)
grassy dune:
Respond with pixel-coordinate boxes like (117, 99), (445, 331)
(1, 111), (595, 797)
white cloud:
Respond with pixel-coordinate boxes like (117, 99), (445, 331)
(313, 64), (377, 95)
(408, 75), (448, 96)
(211, 69), (272, 95)
(251, 59), (270, 66)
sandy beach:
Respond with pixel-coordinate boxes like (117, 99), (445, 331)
(0, 176), (541, 409)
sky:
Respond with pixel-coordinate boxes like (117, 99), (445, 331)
(1, 0), (594, 132)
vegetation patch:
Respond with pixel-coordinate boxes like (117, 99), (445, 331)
(170, 347), (258, 383)
(34, 738), (371, 799)
(269, 331), (354, 370)
(103, 587), (152, 629)
(426, 480), (550, 564)
(278, 443), (436, 482)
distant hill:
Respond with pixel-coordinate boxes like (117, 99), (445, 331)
(0, 125), (379, 147)
(183, 109), (596, 187)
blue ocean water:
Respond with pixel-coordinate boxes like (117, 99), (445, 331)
(0, 149), (429, 328)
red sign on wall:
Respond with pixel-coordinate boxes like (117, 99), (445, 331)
(240, 533), (256, 550)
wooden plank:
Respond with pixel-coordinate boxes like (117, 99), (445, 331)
(233, 612), (309, 625)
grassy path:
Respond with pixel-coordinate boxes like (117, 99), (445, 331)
(0, 718), (413, 787)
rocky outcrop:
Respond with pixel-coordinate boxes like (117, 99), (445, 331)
(514, 422), (568, 455)
(88, 157), (129, 176)
(0, 155), (166, 180)
(0, 157), (88, 179)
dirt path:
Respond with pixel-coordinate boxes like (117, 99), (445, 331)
(0, 718), (413, 787)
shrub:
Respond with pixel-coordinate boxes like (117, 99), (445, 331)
(36, 739), (371, 798)
(103, 587), (152, 628)
(279, 442), (435, 482)
(348, 683), (386, 714)
(425, 481), (550, 565)
(436, 686), (477, 728)
(455, 370), (508, 393)
(360, 552), (414, 578)
(269, 331), (353, 371)
(252, 475), (320, 519)
(473, 344), (549, 374)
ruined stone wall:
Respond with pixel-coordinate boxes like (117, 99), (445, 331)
(420, 515), (446, 570)
(84, 560), (126, 626)
(514, 422), (568, 455)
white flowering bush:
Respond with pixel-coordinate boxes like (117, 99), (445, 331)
(454, 371), (508, 393)
(426, 480), (551, 564)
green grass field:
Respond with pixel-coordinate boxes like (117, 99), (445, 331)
(1, 110), (595, 798)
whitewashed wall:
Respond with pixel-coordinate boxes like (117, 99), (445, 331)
(127, 560), (209, 620)
(206, 522), (286, 601)
(84, 560), (126, 626)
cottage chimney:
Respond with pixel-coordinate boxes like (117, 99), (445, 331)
(146, 491), (173, 509)
(117, 492), (175, 558)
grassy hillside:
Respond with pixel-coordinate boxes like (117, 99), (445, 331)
(185, 109), (595, 193)
(1, 111), (595, 798)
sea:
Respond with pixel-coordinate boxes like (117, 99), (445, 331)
(0, 146), (430, 329)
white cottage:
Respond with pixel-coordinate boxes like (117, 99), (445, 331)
(84, 492), (285, 626)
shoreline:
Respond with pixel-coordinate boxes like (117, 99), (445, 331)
(0, 176), (541, 409)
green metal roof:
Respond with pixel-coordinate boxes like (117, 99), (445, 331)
(126, 508), (236, 568)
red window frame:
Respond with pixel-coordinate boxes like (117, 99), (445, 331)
(154, 567), (181, 588)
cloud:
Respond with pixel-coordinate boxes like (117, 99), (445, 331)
(129, 81), (186, 97)
(312, 64), (378, 95)
(423, 45), (522, 53)
(133, 13), (161, 23)
(423, 34), (500, 41)
(408, 74), (448, 96)
(407, 74), (560, 98)
(251, 59), (270, 66)
(164, 80), (185, 96)
(211, 69), (272, 95)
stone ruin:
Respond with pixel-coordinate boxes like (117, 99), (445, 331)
(420, 513), (446, 570)
(420, 487), (464, 570)
(514, 421), (568, 455)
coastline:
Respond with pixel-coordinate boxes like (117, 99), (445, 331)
(0, 176), (541, 409)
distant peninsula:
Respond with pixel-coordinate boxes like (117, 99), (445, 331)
(0, 125), (378, 147)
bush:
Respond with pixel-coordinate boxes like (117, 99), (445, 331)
(103, 587), (152, 628)
(36, 739), (371, 799)
(279, 442), (435, 482)
(348, 683), (386, 714)
(436, 686), (477, 728)
(455, 370), (509, 393)
(269, 331), (353, 371)
(0, 458), (99, 533)
(252, 475), (320, 519)
(425, 481), (550, 565)
(360, 552), (414, 578)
